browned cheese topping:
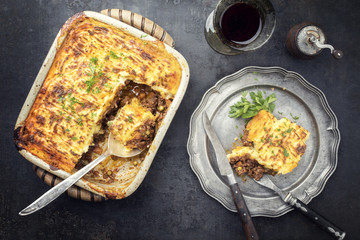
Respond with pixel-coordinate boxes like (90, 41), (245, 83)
(16, 13), (182, 172)
(227, 110), (310, 180)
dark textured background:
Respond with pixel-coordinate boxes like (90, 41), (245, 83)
(1, 0), (359, 239)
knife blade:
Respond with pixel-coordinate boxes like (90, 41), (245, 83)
(202, 112), (259, 240)
(255, 175), (346, 240)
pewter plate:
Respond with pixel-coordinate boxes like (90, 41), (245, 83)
(187, 66), (340, 217)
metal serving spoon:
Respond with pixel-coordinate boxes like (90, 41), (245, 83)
(19, 133), (142, 216)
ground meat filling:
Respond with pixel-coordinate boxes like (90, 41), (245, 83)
(229, 154), (275, 180)
(241, 130), (253, 147)
(76, 79), (167, 168)
(116, 80), (167, 150)
(125, 119), (156, 150)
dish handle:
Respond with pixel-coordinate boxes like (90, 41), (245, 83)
(33, 165), (105, 202)
(100, 9), (175, 47)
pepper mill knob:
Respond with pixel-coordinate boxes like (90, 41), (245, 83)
(286, 22), (343, 60)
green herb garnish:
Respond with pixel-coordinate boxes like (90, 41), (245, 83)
(93, 87), (101, 94)
(290, 113), (299, 120)
(229, 91), (277, 119)
(72, 136), (78, 141)
(104, 83), (113, 89)
(76, 117), (83, 126)
(90, 57), (98, 65)
(109, 51), (119, 59)
(283, 148), (289, 157)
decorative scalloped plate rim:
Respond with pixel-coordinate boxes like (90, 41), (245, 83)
(187, 66), (340, 217)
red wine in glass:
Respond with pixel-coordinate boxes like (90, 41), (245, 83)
(220, 3), (262, 44)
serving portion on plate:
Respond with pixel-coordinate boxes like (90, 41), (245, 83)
(187, 66), (340, 217)
(14, 11), (189, 199)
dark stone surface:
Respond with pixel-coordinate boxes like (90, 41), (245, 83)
(1, 0), (359, 239)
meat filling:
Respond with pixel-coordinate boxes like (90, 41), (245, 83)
(229, 154), (275, 180)
(77, 79), (167, 167)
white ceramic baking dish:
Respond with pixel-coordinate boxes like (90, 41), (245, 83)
(14, 11), (190, 199)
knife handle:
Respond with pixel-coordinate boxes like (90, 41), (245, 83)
(230, 183), (259, 240)
(289, 197), (346, 240)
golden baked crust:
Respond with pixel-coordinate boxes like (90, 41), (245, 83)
(16, 14), (182, 173)
(227, 110), (310, 175)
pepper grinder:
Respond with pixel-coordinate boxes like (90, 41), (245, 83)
(286, 22), (343, 59)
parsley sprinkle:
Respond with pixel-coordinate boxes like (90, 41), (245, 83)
(90, 112), (97, 119)
(85, 75), (96, 92)
(286, 128), (293, 133)
(90, 57), (98, 65)
(66, 128), (70, 132)
(93, 87), (101, 94)
(128, 116), (133, 123)
(240, 134), (243, 139)
(278, 111), (283, 115)
(140, 34), (148, 38)
(72, 136), (78, 141)
(290, 113), (300, 120)
(76, 117), (83, 126)
(123, 56), (128, 61)
(110, 51), (119, 59)
(283, 148), (289, 157)
(104, 83), (113, 89)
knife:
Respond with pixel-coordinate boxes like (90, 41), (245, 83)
(255, 175), (346, 240)
(202, 112), (259, 240)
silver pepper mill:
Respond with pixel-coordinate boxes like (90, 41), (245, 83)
(286, 22), (343, 59)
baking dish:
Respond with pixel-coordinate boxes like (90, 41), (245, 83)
(14, 11), (189, 199)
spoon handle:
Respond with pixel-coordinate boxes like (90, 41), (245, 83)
(19, 151), (110, 216)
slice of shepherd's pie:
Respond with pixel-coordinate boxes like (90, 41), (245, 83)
(227, 110), (310, 180)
